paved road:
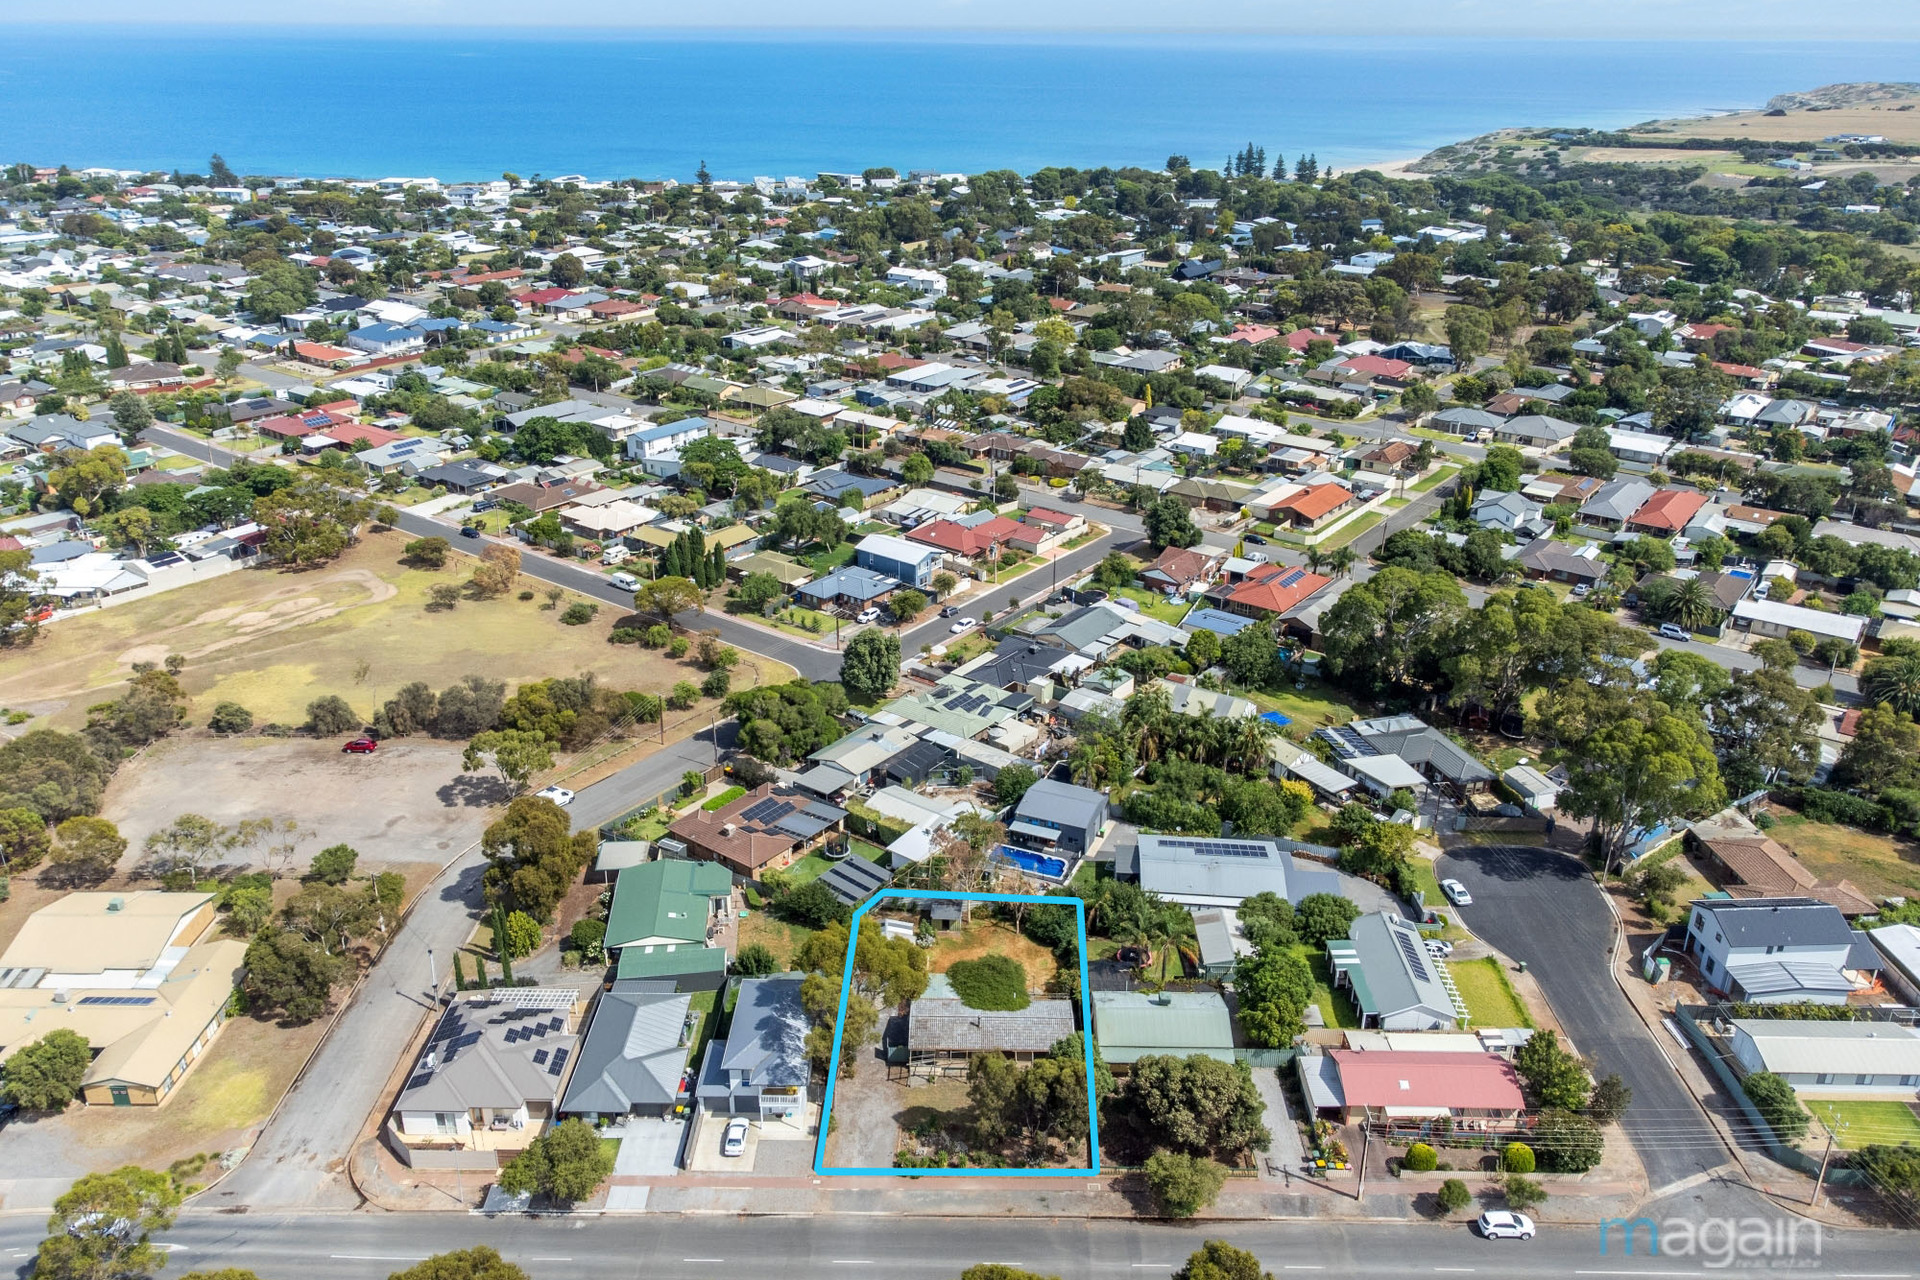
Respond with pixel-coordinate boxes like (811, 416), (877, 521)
(1, 1186), (1905, 1280)
(1434, 846), (1729, 1193)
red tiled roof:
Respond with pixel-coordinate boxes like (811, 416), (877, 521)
(1713, 362), (1765, 379)
(906, 516), (1027, 557)
(1227, 324), (1281, 346)
(1022, 507), (1075, 528)
(1226, 563), (1331, 615)
(1330, 1051), (1526, 1111)
(1627, 488), (1708, 531)
(513, 287), (571, 306)
(1338, 354), (1412, 379)
(290, 340), (357, 363)
(1283, 328), (1320, 351)
(1273, 483), (1354, 521)
(321, 422), (404, 450)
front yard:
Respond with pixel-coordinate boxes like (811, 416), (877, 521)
(1809, 1099), (1920, 1149)
(1449, 956), (1533, 1029)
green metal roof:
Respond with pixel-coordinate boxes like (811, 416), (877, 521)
(1090, 991), (1235, 1064)
(615, 945), (728, 981)
(606, 858), (732, 949)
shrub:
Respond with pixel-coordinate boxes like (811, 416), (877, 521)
(305, 695), (360, 735)
(610, 627), (643, 645)
(1402, 1142), (1438, 1172)
(1502, 1142), (1536, 1174)
(1503, 1173), (1548, 1212)
(1143, 1150), (1227, 1218)
(1744, 1070), (1810, 1142)
(1435, 1177), (1472, 1215)
(208, 701), (254, 735)
(499, 910), (543, 959)
(1533, 1109), (1604, 1173)
(667, 680), (700, 710)
(666, 636), (690, 658)
(702, 669), (732, 699)
(560, 602), (596, 625)
(945, 953), (1030, 1011)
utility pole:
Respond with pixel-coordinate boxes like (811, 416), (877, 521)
(1355, 1122), (1371, 1201)
(426, 947), (437, 994)
(1812, 1128), (1837, 1207)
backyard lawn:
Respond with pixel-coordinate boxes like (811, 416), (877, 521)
(1769, 812), (1920, 901)
(783, 840), (889, 887)
(738, 911), (814, 968)
(1290, 944), (1360, 1030)
(1809, 1099), (1920, 1149)
(1114, 586), (1192, 625)
(1450, 956), (1533, 1029)
(1243, 679), (1361, 737)
(930, 919), (1061, 991)
(807, 540), (859, 576)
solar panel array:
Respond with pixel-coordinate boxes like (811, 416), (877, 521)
(1159, 838), (1271, 860)
(943, 691), (994, 714)
(1394, 929), (1433, 983)
(1275, 567), (1307, 588)
(546, 1046), (570, 1077)
(741, 797), (796, 825)
(77, 994), (156, 1006)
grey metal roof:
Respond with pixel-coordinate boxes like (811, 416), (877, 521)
(1344, 911), (1458, 1022)
(909, 997), (1074, 1053)
(717, 975), (810, 1088)
(1134, 833), (1343, 906)
(396, 993), (579, 1114)
(1693, 897), (1857, 949)
(1014, 779), (1107, 832)
(557, 991), (692, 1115)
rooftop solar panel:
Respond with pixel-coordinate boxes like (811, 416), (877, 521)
(547, 1046), (569, 1077)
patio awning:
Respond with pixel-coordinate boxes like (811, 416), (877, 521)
(1007, 820), (1060, 842)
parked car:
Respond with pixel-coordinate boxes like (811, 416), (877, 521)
(1476, 1211), (1536, 1240)
(1425, 938), (1454, 959)
(940, 605), (960, 618)
(1570, 583), (1590, 598)
(535, 785), (574, 807)
(1441, 878), (1473, 906)
(949, 618), (976, 634)
(460, 525), (482, 539)
(856, 607), (882, 624)
(341, 738), (378, 754)
(1657, 622), (1690, 642)
(722, 1117), (749, 1158)
(608, 572), (639, 592)
(471, 500), (495, 513)
(1244, 533), (1268, 545)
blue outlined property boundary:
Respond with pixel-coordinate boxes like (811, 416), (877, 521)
(811, 888), (1099, 1177)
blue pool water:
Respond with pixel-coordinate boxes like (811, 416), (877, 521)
(993, 845), (1067, 880)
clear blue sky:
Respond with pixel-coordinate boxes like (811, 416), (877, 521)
(14, 1), (1920, 37)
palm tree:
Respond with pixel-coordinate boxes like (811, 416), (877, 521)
(1122, 684), (1174, 765)
(1863, 655), (1920, 715)
(1305, 546), (1328, 575)
(1325, 546), (1358, 578)
(1228, 714), (1282, 776)
(1670, 578), (1720, 633)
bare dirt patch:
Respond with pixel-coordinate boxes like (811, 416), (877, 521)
(928, 919), (1059, 992)
(100, 736), (488, 875)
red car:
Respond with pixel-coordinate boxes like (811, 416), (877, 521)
(341, 738), (378, 754)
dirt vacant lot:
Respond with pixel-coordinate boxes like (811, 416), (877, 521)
(0, 528), (788, 731)
(101, 736), (492, 875)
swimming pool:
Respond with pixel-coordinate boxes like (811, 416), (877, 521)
(992, 845), (1068, 880)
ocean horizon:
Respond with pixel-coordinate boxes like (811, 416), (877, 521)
(1, 29), (1916, 183)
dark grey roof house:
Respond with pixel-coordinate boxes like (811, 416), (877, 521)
(558, 990), (693, 1119)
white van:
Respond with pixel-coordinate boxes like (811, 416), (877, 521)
(608, 572), (639, 592)
(601, 544), (633, 566)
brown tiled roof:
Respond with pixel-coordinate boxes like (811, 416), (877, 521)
(1699, 831), (1876, 915)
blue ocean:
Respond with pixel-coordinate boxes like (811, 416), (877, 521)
(0, 29), (1915, 182)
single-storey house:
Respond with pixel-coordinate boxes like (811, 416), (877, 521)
(667, 785), (847, 879)
(604, 858), (734, 953)
(558, 989), (694, 1120)
(1326, 912), (1463, 1031)
(1730, 1019), (1920, 1097)
(908, 979), (1075, 1078)
(1090, 990), (1235, 1067)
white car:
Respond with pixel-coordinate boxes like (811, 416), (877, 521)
(856, 607), (882, 625)
(721, 1117), (749, 1157)
(1425, 938), (1455, 959)
(1441, 878), (1472, 906)
(948, 617), (976, 634)
(535, 785), (575, 808)
(1477, 1210), (1535, 1240)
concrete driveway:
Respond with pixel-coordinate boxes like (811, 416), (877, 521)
(1435, 844), (1728, 1192)
(612, 1115), (689, 1175)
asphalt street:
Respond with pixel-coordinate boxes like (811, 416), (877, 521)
(1434, 846), (1731, 1193)
(0, 1188), (1906, 1280)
